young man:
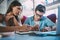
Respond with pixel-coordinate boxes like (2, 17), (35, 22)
(24, 4), (55, 32)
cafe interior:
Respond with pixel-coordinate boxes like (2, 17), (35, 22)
(0, 0), (60, 40)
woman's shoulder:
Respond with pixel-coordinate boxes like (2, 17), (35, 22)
(6, 12), (13, 16)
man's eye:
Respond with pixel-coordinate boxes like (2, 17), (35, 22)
(36, 14), (42, 17)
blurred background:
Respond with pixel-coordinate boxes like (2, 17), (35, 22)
(0, 0), (60, 27)
(0, 0), (59, 17)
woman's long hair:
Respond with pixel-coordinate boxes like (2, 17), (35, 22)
(6, 0), (22, 15)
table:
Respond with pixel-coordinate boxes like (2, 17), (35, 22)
(0, 33), (60, 40)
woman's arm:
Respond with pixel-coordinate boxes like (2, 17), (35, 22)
(5, 15), (20, 26)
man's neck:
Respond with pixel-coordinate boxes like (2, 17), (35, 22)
(34, 15), (40, 21)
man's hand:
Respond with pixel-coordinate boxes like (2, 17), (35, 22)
(42, 27), (51, 32)
(30, 25), (39, 31)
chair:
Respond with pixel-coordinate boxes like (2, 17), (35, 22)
(47, 14), (56, 23)
(21, 16), (27, 24)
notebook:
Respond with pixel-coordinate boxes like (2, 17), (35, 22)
(15, 31), (56, 35)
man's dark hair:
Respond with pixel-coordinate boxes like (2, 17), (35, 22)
(35, 4), (46, 13)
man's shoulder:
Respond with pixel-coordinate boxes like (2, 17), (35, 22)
(41, 16), (48, 20)
(24, 16), (33, 23)
(42, 16), (53, 22)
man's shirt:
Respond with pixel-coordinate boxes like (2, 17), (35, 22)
(24, 16), (55, 31)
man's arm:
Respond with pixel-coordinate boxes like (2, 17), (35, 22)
(42, 18), (56, 32)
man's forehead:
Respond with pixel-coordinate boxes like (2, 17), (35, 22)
(36, 11), (44, 15)
(36, 11), (44, 14)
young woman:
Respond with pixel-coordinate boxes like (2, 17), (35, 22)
(5, 1), (22, 26)
(5, 1), (28, 32)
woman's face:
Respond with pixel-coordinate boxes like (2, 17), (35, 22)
(12, 6), (22, 16)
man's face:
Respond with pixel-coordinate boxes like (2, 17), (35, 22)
(12, 6), (22, 16)
(35, 10), (44, 20)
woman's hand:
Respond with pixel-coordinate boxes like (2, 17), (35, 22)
(18, 25), (29, 32)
